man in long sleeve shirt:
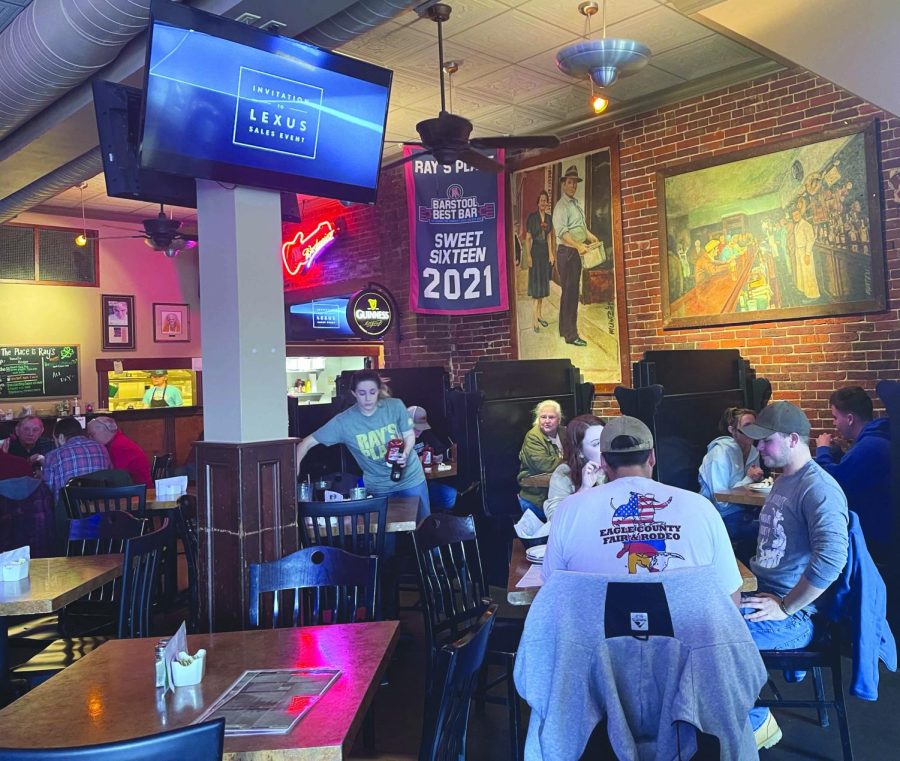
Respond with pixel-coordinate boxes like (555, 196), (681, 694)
(87, 416), (152, 488)
(740, 402), (849, 750)
(43, 417), (111, 500)
(814, 386), (890, 557)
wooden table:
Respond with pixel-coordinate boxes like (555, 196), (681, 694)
(0, 556), (123, 684)
(506, 539), (757, 606)
(713, 486), (770, 508)
(0, 621), (400, 760)
(424, 461), (457, 480)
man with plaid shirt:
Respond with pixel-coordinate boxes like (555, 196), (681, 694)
(43, 417), (111, 499)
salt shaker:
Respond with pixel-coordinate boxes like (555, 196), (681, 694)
(155, 638), (170, 688)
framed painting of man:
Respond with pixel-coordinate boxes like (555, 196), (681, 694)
(658, 121), (885, 329)
(507, 133), (629, 391)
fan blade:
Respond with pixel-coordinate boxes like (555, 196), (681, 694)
(470, 135), (560, 150)
(92, 234), (147, 241)
(382, 149), (434, 171)
(457, 149), (503, 173)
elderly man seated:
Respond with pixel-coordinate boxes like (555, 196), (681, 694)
(86, 416), (152, 488)
(1, 415), (55, 465)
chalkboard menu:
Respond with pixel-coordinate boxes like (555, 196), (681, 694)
(0, 345), (79, 399)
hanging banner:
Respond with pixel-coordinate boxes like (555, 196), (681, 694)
(405, 147), (508, 315)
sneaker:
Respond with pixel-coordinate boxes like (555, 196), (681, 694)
(754, 711), (782, 750)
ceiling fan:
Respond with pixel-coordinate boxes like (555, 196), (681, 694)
(383, 3), (560, 173)
(80, 205), (198, 258)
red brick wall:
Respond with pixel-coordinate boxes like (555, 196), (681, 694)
(289, 68), (899, 435)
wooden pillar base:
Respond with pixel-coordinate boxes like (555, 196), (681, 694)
(196, 439), (297, 632)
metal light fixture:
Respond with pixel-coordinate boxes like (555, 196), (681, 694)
(556, 1), (651, 91)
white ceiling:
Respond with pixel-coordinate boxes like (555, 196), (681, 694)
(28, 0), (781, 221)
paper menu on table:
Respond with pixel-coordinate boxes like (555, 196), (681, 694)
(155, 476), (188, 500)
(516, 564), (544, 589)
(164, 621), (189, 694)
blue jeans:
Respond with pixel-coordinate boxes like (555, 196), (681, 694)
(385, 479), (431, 521)
(518, 495), (546, 522)
(743, 605), (815, 730)
(722, 510), (758, 542)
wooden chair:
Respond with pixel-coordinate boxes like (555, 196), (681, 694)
(249, 545), (377, 628)
(298, 496), (388, 557)
(12, 520), (171, 686)
(151, 453), (174, 481)
(61, 484), (147, 520)
(412, 514), (523, 761)
(0, 718), (225, 761)
(419, 605), (498, 761)
(177, 494), (200, 633)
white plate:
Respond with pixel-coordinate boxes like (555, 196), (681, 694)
(525, 545), (546, 563)
(748, 483), (773, 492)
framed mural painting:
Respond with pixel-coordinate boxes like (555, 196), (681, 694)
(507, 133), (629, 391)
(658, 121), (885, 329)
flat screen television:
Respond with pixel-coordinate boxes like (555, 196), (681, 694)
(93, 79), (197, 208)
(286, 298), (360, 342)
(141, 0), (393, 204)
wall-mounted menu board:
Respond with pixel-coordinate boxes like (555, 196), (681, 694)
(0, 345), (79, 399)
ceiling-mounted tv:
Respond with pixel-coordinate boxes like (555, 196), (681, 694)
(140, 0), (393, 204)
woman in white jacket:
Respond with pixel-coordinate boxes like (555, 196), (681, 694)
(698, 406), (764, 541)
(543, 414), (605, 521)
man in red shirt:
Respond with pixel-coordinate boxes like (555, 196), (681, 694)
(86, 416), (152, 488)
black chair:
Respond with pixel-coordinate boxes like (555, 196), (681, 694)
(756, 620), (853, 760)
(249, 545), (377, 628)
(65, 469), (133, 489)
(12, 520), (172, 685)
(298, 496), (388, 557)
(62, 484), (147, 520)
(412, 514), (523, 761)
(419, 605), (498, 761)
(0, 718), (225, 760)
(151, 453), (174, 481)
(177, 494), (200, 633)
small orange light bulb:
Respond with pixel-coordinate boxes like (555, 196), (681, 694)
(591, 94), (609, 115)
(75, 234), (88, 247)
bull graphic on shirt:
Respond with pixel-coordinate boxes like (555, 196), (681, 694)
(610, 492), (682, 574)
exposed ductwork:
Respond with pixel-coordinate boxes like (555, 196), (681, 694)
(296, 0), (422, 49)
(0, 0), (151, 142)
(0, 0), (418, 222)
(0, 147), (101, 224)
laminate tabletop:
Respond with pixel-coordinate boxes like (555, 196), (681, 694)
(0, 621), (400, 760)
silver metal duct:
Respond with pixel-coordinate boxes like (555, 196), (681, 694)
(0, 0), (151, 141)
(297, 0), (421, 48)
(0, 148), (101, 224)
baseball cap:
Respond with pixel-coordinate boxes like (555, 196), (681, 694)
(599, 416), (653, 453)
(407, 405), (430, 433)
(739, 401), (810, 439)
(150, 369), (168, 377)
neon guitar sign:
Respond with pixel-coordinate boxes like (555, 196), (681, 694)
(282, 220), (338, 276)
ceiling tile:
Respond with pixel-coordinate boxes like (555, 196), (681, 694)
(337, 22), (434, 66)
(607, 5), (713, 55)
(388, 72), (442, 109)
(450, 9), (576, 64)
(391, 41), (507, 89)
(414, 0), (512, 37)
(385, 106), (435, 138)
(519, 82), (607, 125)
(518, 0), (661, 36)
(603, 64), (685, 101)
(465, 65), (572, 105)
(651, 34), (762, 80)
(444, 88), (513, 122)
(472, 105), (560, 136)
(519, 43), (586, 84)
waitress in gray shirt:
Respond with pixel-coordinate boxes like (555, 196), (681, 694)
(739, 401), (848, 750)
(296, 369), (429, 518)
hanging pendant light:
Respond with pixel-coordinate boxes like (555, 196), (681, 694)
(556, 1), (651, 89)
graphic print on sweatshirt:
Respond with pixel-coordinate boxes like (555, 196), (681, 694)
(755, 497), (787, 569)
(600, 491), (681, 574)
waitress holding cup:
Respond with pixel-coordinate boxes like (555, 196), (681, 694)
(296, 370), (430, 519)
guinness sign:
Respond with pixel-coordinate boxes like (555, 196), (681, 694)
(347, 288), (394, 339)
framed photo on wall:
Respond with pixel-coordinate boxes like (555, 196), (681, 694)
(657, 121), (886, 329)
(507, 133), (629, 391)
(101, 294), (135, 351)
(153, 303), (190, 342)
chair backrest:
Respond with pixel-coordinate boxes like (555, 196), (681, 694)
(419, 605), (498, 761)
(117, 519), (171, 639)
(65, 469), (133, 489)
(412, 514), (490, 657)
(177, 494), (200, 633)
(249, 545), (377, 628)
(151, 453), (174, 481)
(0, 718), (225, 761)
(62, 484), (147, 520)
(298, 496), (388, 558)
(67, 511), (146, 604)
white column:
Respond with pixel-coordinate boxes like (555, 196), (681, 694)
(196, 180), (287, 442)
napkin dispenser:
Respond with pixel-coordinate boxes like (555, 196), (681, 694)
(1, 557), (29, 582)
(171, 649), (206, 688)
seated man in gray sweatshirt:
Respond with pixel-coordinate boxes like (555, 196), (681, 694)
(740, 401), (849, 751)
